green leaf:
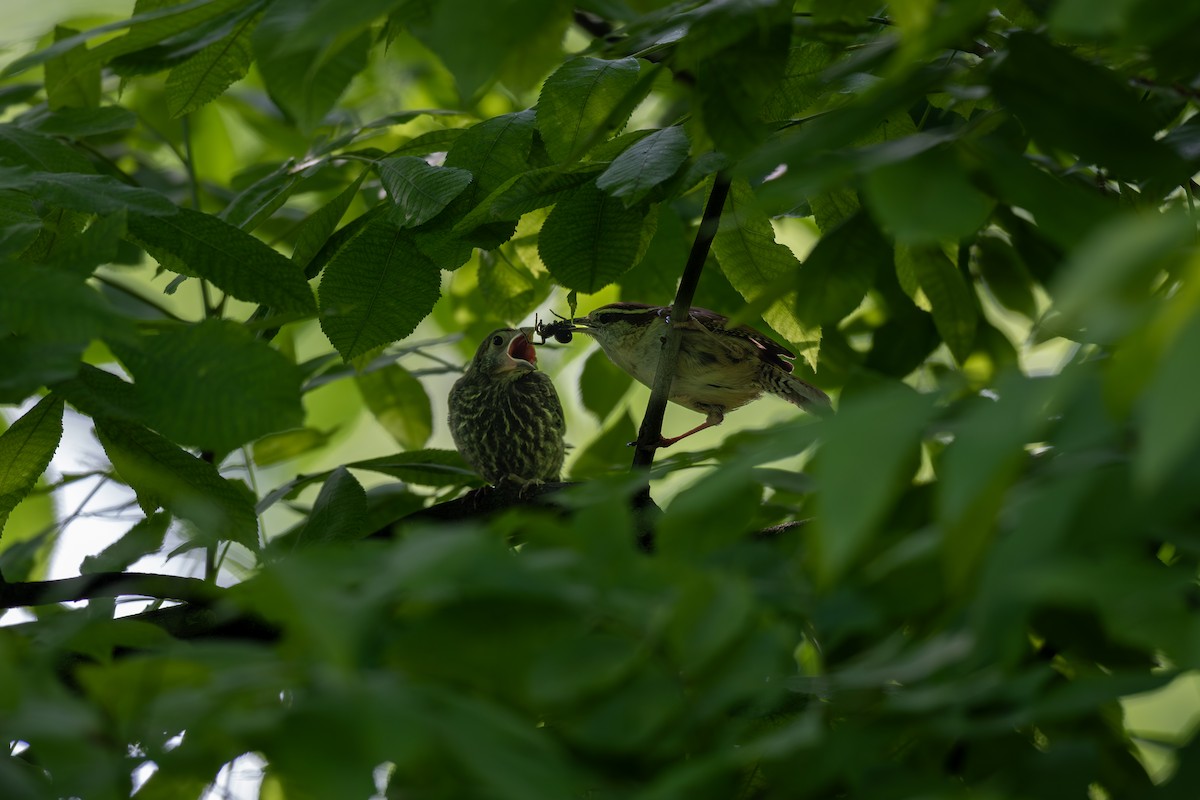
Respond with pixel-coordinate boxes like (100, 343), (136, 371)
(795, 211), (891, 325)
(811, 384), (935, 587)
(44, 25), (99, 109)
(1050, 211), (1192, 343)
(377, 157), (473, 228)
(252, 427), (334, 466)
(414, 0), (571, 99)
(269, 0), (399, 55)
(455, 163), (605, 234)
(255, 26), (370, 132)
(863, 146), (995, 244)
(694, 22), (789, 157)
(896, 244), (978, 363)
(0, 263), (117, 345)
(973, 140), (1118, 249)
(80, 512), (170, 574)
(110, 320), (305, 456)
(350, 449), (483, 487)
(539, 180), (645, 293)
(424, 686), (582, 800)
(988, 32), (1187, 181)
(294, 467), (367, 547)
(596, 127), (689, 207)
(166, 10), (259, 117)
(409, 110), (537, 264)
(94, 417), (258, 551)
(355, 364), (433, 450)
(0, 394), (64, 534)
(712, 178), (821, 370)
(0, 191), (42, 258)
(569, 412), (636, 480)
(219, 161), (301, 232)
(536, 56), (642, 162)
(974, 232), (1038, 319)
(0, 165), (175, 216)
(19, 106), (137, 138)
(319, 218), (442, 360)
(1137, 314), (1200, 490)
(659, 467), (763, 558)
(763, 42), (838, 121)
(444, 110), (537, 207)
(937, 373), (1058, 592)
(126, 207), (317, 315)
(291, 170), (367, 269)
(579, 347), (633, 422)
(0, 124), (94, 173)
(476, 250), (550, 324)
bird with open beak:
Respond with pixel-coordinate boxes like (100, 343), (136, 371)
(564, 302), (832, 447)
(448, 328), (565, 485)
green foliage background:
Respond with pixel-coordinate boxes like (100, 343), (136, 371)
(2, 0), (1200, 798)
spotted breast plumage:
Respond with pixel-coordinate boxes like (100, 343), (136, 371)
(448, 328), (565, 484)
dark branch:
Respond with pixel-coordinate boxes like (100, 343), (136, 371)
(0, 572), (223, 610)
(630, 171), (733, 471)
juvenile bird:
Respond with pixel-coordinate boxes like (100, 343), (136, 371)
(448, 328), (565, 484)
(568, 302), (832, 447)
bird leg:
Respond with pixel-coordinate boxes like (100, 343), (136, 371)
(636, 409), (725, 449)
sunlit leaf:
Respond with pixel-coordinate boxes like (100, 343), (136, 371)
(355, 364), (433, 450)
(0, 394), (64, 534)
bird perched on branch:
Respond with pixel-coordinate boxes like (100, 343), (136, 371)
(448, 328), (565, 484)
(560, 302), (832, 447)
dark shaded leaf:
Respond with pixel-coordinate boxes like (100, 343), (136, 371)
(0, 165), (175, 216)
(80, 512), (170, 574)
(318, 218), (442, 360)
(539, 181), (645, 293)
(294, 467), (367, 547)
(110, 320), (305, 456)
(795, 211), (891, 325)
(596, 126), (689, 207)
(377, 156), (473, 228)
(126, 207), (316, 314)
(94, 417), (258, 551)
(988, 32), (1188, 181)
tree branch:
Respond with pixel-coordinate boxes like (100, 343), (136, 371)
(0, 572), (222, 610)
(630, 171), (732, 471)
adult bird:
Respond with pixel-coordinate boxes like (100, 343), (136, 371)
(566, 302), (832, 447)
(448, 328), (565, 484)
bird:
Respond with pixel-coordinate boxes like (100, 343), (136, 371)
(448, 328), (566, 485)
(565, 302), (832, 447)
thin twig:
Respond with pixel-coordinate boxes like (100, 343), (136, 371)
(630, 170), (733, 471)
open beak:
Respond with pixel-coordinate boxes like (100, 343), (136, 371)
(508, 330), (538, 369)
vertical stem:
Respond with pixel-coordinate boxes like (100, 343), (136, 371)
(631, 170), (733, 472)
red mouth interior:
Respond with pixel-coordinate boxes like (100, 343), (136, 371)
(508, 334), (537, 365)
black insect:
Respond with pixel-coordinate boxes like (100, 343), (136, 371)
(534, 314), (574, 344)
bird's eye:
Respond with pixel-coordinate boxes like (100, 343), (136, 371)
(492, 335), (504, 347)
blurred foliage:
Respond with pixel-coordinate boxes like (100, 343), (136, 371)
(1, 0), (1200, 798)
